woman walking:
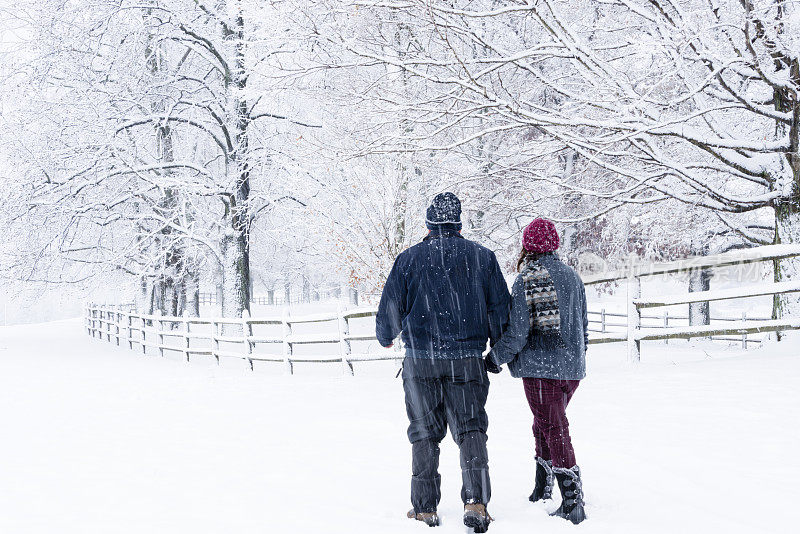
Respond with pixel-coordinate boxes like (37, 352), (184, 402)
(486, 218), (589, 525)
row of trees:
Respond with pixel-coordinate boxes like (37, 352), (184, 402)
(1, 0), (797, 318)
(1, 1), (322, 317)
(322, 0), (798, 316)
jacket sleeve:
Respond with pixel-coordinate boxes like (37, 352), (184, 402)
(375, 256), (406, 347)
(486, 252), (512, 346)
(488, 276), (530, 366)
(580, 277), (589, 351)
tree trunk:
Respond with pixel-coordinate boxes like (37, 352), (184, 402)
(772, 56), (800, 320)
(184, 271), (200, 318)
(137, 276), (154, 314)
(688, 268), (711, 326)
(774, 199), (800, 318)
(216, 10), (252, 319)
(688, 238), (711, 327)
(153, 279), (165, 315)
(220, 227), (250, 319)
(163, 278), (178, 317)
(215, 271), (224, 311)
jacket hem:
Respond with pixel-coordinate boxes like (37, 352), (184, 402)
(508, 369), (586, 381)
(405, 348), (484, 360)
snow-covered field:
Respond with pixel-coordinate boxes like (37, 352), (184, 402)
(1, 318), (797, 533)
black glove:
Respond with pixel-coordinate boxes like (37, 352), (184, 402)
(484, 354), (502, 374)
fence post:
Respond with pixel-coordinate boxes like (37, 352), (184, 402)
(98, 309), (104, 340)
(600, 308), (606, 333)
(141, 315), (147, 355)
(337, 305), (354, 376)
(155, 310), (164, 357)
(127, 313), (133, 350)
(211, 320), (220, 365)
(627, 276), (641, 362)
(183, 311), (191, 363)
(663, 310), (669, 345)
(101, 308), (106, 339)
(282, 309), (293, 375)
(242, 310), (254, 371)
(742, 311), (747, 349)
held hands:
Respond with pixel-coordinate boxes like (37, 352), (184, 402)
(484, 353), (502, 374)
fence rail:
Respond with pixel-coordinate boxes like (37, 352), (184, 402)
(586, 309), (772, 348)
(199, 286), (359, 307)
(86, 244), (800, 371)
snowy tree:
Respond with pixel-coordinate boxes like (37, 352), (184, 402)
(1, 0), (323, 318)
(341, 0), (800, 316)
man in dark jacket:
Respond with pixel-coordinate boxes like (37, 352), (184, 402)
(376, 192), (510, 532)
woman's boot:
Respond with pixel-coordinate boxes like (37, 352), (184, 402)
(529, 457), (554, 502)
(551, 466), (586, 525)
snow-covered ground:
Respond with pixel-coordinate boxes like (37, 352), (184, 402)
(1, 318), (797, 533)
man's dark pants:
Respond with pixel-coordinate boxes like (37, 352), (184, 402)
(402, 357), (491, 514)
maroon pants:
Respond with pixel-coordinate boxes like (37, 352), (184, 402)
(522, 378), (580, 468)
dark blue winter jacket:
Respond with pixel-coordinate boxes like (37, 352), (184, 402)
(488, 253), (588, 380)
(376, 229), (511, 359)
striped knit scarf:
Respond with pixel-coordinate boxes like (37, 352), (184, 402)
(521, 253), (565, 348)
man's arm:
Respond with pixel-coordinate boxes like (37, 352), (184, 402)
(486, 252), (512, 346)
(375, 257), (405, 347)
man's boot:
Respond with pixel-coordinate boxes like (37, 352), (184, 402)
(551, 466), (587, 525)
(463, 503), (492, 533)
(529, 457), (554, 502)
(407, 509), (439, 527)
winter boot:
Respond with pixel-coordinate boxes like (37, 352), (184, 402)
(551, 466), (587, 525)
(529, 457), (554, 502)
(463, 503), (493, 533)
(407, 509), (440, 527)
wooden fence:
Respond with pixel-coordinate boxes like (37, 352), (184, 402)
(584, 244), (800, 362)
(86, 244), (800, 372)
(85, 306), (390, 375)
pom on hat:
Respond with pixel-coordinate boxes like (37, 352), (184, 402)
(522, 218), (560, 253)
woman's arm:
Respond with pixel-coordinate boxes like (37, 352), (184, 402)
(581, 280), (589, 352)
(487, 276), (530, 366)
